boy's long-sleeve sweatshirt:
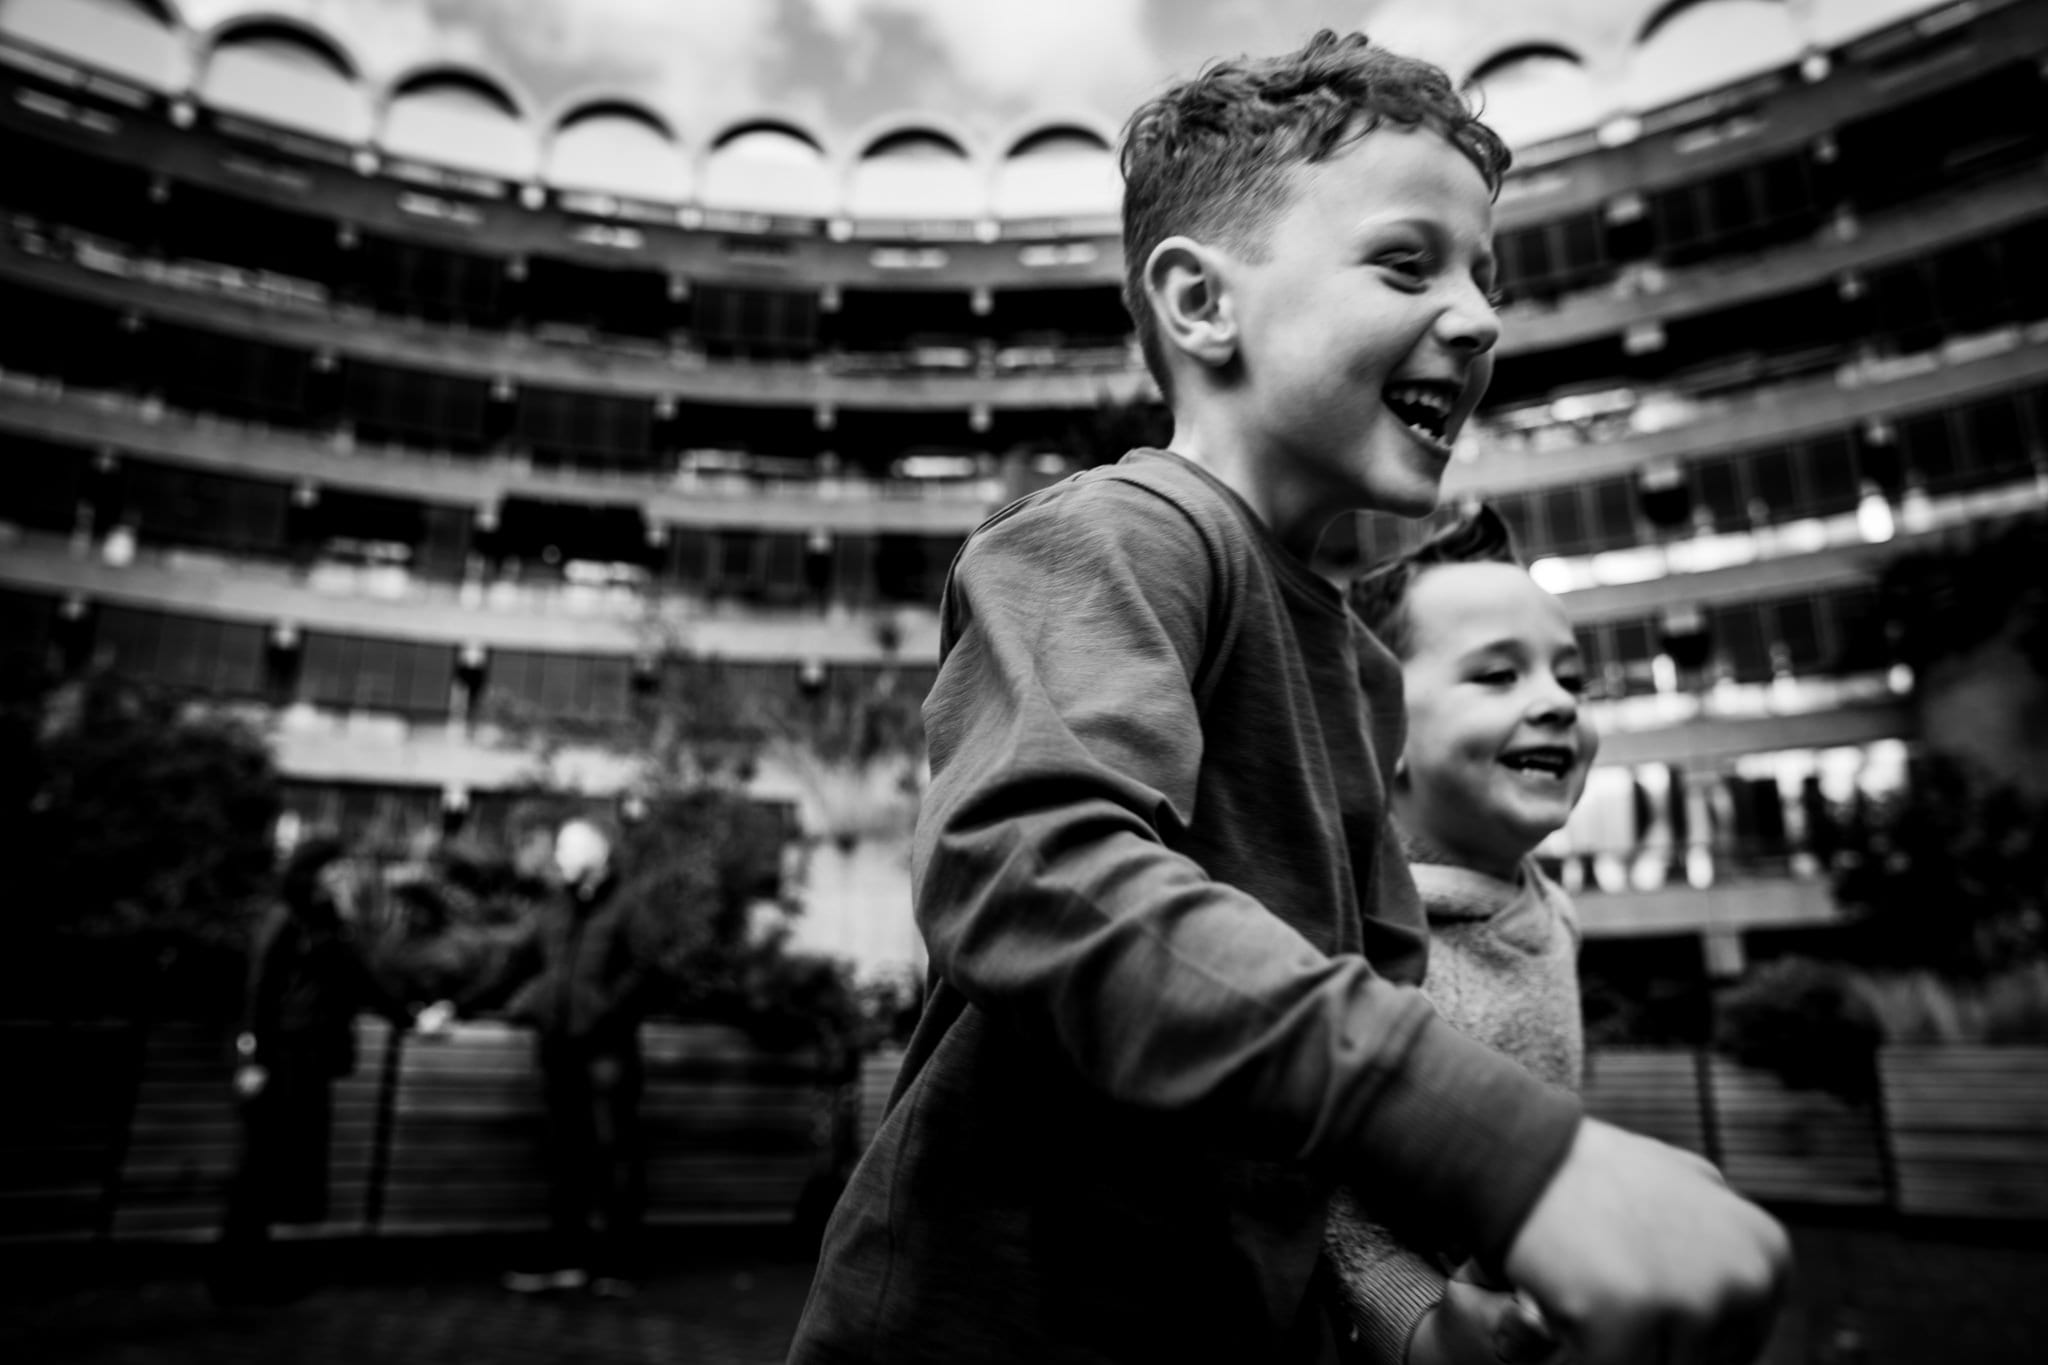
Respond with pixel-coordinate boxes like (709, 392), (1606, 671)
(789, 450), (1582, 1364)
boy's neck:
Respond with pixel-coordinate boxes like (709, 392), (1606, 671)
(1168, 408), (1333, 561)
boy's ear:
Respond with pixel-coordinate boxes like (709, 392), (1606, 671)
(1143, 236), (1237, 370)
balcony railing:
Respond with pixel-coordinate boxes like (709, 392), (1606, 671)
(0, 368), (1017, 513)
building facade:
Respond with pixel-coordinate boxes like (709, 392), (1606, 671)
(1, 0), (2042, 984)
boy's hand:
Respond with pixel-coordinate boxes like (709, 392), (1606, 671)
(1409, 1278), (1562, 1365)
(233, 1064), (267, 1099)
(1505, 1117), (1789, 1365)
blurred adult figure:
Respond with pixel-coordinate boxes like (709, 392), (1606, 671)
(425, 816), (657, 1298)
(211, 834), (415, 1305)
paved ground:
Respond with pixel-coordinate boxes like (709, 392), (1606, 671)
(1, 1232), (815, 1365)
(3, 1216), (2044, 1364)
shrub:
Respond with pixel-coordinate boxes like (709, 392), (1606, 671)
(1856, 961), (2048, 1045)
(2, 672), (281, 1018)
(1713, 956), (1883, 1100)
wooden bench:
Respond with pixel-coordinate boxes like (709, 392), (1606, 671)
(109, 1018), (387, 1241)
(9, 1030), (2044, 1242)
(367, 1019), (841, 1236)
(1880, 1046), (2048, 1219)
(1583, 1048), (1709, 1156)
(1708, 1057), (1886, 1207)
(0, 1016), (844, 1244)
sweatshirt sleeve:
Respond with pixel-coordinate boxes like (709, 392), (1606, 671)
(1325, 1185), (1450, 1365)
(913, 480), (1581, 1267)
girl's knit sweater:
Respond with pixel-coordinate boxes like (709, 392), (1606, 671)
(1325, 836), (1584, 1362)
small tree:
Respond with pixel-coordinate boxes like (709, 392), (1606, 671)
(1832, 512), (2048, 975)
(410, 639), (926, 1060)
(1713, 956), (1883, 1101)
(1830, 758), (2047, 976)
(5, 670), (281, 1017)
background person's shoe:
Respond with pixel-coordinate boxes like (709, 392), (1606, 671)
(502, 1267), (588, 1294)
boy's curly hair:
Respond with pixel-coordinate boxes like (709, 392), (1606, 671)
(1119, 30), (1510, 400)
(1348, 504), (1520, 659)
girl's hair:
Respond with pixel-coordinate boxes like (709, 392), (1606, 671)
(1348, 504), (1520, 659)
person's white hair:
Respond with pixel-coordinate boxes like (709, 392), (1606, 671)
(554, 818), (612, 885)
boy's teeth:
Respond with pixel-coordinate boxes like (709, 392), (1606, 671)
(1383, 383), (1455, 441)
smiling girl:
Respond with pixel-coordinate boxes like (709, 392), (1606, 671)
(1327, 505), (1596, 1365)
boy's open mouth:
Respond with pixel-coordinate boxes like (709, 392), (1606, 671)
(1383, 381), (1459, 448)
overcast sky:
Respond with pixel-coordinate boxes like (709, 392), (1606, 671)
(148, 0), (1926, 142)
(161, 0), (1483, 138)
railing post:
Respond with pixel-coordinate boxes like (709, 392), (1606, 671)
(1871, 1046), (1903, 1215)
(361, 1017), (406, 1236)
(1694, 1047), (1725, 1171)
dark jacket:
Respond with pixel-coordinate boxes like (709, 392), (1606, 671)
(790, 452), (1582, 1364)
(465, 872), (657, 1053)
(242, 902), (408, 1079)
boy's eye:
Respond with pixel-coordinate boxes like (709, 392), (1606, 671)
(1374, 249), (1430, 282)
(1558, 673), (1587, 695)
(1470, 667), (1516, 686)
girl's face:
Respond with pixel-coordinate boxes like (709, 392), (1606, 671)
(1394, 562), (1598, 879)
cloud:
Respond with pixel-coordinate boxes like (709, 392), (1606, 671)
(809, 0), (1151, 122)
(170, 0), (1655, 145)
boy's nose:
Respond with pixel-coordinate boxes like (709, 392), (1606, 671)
(1436, 280), (1501, 354)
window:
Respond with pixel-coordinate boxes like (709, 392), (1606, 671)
(299, 632), (455, 716)
(1798, 434), (1860, 516)
(1540, 487), (1588, 557)
(119, 463), (292, 557)
(1693, 457), (1747, 531)
(1769, 597), (1825, 674)
(95, 606), (266, 696)
(1709, 603), (1772, 683)
(486, 650), (632, 724)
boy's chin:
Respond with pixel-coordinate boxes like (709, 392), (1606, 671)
(1373, 458), (1453, 518)
(1356, 467), (1446, 519)
(1384, 490), (1445, 520)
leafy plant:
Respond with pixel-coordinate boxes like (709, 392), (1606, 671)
(2, 669), (281, 1017)
(1713, 956), (1883, 1100)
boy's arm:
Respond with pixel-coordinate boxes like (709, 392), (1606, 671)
(916, 483), (1580, 1265)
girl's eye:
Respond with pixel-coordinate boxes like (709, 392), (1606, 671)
(1472, 668), (1516, 686)
(1558, 673), (1587, 695)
